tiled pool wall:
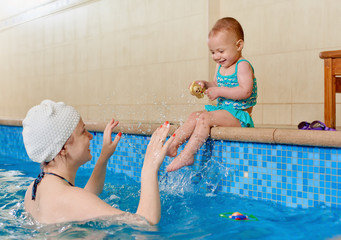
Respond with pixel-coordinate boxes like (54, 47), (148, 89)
(1, 125), (340, 209)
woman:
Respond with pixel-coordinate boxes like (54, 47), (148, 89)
(22, 100), (175, 225)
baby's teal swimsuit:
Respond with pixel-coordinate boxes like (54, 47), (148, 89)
(205, 59), (257, 127)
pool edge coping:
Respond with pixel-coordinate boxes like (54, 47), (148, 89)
(1, 118), (340, 148)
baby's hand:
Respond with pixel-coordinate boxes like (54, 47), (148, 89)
(100, 118), (121, 160)
(205, 87), (220, 101)
(143, 121), (175, 171)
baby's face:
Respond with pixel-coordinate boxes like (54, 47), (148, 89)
(208, 31), (242, 68)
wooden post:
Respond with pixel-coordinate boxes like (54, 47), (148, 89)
(320, 50), (341, 129)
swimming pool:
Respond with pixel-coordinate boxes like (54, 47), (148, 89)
(1, 124), (341, 239)
(1, 124), (341, 209)
(1, 155), (341, 239)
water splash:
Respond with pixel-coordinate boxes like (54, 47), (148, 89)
(159, 159), (232, 196)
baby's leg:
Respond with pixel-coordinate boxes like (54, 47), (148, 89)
(167, 111), (205, 157)
(166, 110), (240, 172)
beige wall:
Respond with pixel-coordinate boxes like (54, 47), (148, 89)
(0, 0), (209, 124)
(0, 0), (341, 127)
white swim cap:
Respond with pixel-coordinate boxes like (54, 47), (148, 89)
(22, 100), (80, 163)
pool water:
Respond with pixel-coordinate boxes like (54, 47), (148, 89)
(1, 156), (341, 240)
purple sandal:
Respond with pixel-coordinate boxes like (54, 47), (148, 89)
(310, 121), (336, 131)
(298, 121), (310, 130)
(298, 121), (336, 131)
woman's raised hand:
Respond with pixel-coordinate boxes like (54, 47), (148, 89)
(100, 118), (121, 160)
(143, 121), (175, 171)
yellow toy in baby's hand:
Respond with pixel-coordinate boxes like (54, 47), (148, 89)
(189, 82), (206, 99)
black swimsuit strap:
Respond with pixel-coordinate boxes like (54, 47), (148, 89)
(44, 172), (74, 187)
(31, 172), (74, 200)
(32, 172), (45, 200)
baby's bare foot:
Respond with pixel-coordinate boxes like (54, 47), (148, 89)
(166, 145), (178, 158)
(166, 154), (194, 172)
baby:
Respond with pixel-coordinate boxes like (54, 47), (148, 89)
(166, 17), (257, 172)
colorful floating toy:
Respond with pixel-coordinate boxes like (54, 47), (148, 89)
(189, 81), (206, 99)
(219, 212), (258, 221)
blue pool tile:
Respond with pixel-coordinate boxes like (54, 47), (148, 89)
(1, 125), (341, 209)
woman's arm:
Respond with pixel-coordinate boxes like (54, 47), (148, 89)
(64, 122), (174, 225)
(136, 122), (175, 225)
(84, 119), (121, 195)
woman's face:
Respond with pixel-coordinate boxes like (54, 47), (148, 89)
(64, 118), (93, 165)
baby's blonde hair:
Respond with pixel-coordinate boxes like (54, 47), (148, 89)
(209, 17), (244, 41)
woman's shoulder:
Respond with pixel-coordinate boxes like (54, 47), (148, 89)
(24, 182), (34, 210)
(50, 186), (124, 222)
(24, 179), (125, 224)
